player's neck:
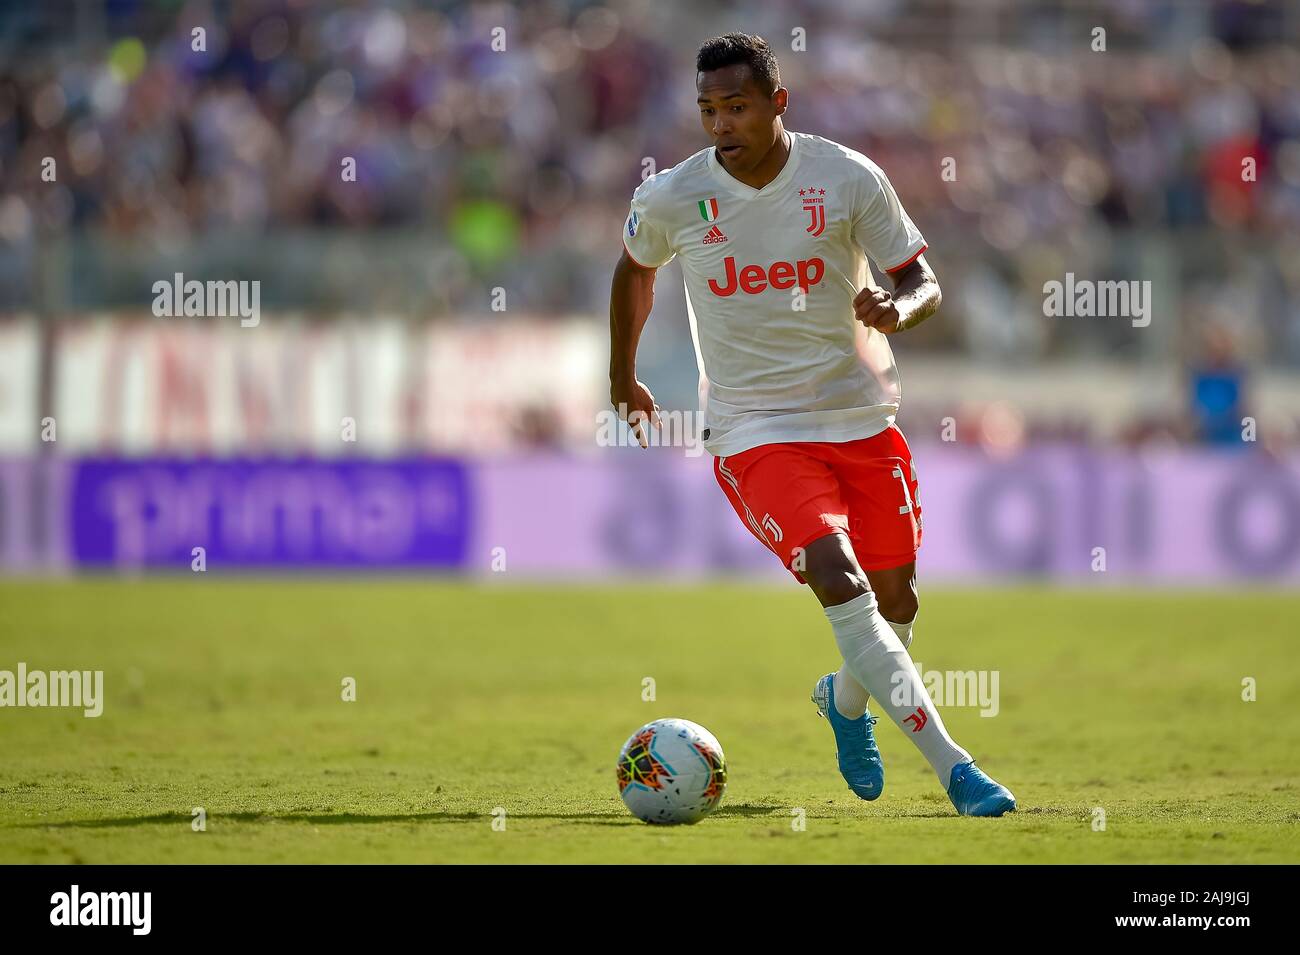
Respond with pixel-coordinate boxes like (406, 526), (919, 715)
(719, 126), (791, 190)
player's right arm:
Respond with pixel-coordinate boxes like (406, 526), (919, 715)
(609, 249), (662, 449)
(609, 180), (677, 448)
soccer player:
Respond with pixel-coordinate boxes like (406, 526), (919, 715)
(608, 33), (1016, 816)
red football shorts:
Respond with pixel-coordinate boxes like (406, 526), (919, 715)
(713, 423), (923, 583)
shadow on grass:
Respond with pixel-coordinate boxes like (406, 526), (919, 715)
(22, 811), (502, 829)
(14, 802), (992, 829)
(13, 802), (891, 829)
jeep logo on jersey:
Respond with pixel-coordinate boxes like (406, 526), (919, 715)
(707, 256), (825, 296)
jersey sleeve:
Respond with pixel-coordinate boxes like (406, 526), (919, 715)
(851, 158), (927, 273)
(622, 177), (676, 269)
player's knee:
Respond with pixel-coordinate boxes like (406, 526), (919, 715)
(803, 553), (870, 607)
(809, 574), (871, 608)
(879, 589), (918, 625)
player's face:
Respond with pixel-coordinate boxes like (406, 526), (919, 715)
(696, 65), (783, 173)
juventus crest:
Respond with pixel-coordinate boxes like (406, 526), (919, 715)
(799, 186), (827, 237)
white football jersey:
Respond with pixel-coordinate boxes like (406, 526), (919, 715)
(622, 130), (927, 457)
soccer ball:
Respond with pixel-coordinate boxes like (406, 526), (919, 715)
(616, 718), (727, 825)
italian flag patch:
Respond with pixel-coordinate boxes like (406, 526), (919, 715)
(698, 197), (719, 221)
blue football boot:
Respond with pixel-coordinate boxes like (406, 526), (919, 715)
(811, 672), (884, 800)
(946, 760), (1017, 817)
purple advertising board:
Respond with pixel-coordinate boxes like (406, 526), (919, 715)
(2, 447), (1297, 582)
(467, 446), (1300, 583)
(68, 458), (470, 568)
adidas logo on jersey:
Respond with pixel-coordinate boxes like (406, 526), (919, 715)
(702, 225), (728, 245)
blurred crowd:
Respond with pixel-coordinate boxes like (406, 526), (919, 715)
(1, 0), (1299, 445)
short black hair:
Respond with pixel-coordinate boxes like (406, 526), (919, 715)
(696, 33), (780, 97)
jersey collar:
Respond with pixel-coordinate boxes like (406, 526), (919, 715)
(707, 130), (801, 199)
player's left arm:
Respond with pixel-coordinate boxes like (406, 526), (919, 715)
(853, 256), (941, 335)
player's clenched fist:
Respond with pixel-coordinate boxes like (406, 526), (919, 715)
(854, 287), (901, 333)
(609, 376), (662, 449)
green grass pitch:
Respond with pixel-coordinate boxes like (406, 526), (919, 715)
(1, 579), (1297, 864)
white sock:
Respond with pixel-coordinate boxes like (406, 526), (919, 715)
(824, 591), (971, 785)
(833, 610), (917, 718)
(887, 611), (916, 650)
(831, 668), (871, 719)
